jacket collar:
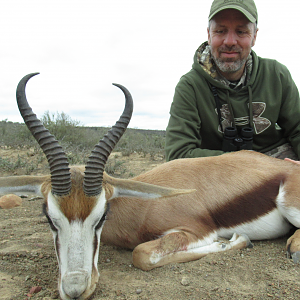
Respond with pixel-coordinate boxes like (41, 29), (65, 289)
(196, 41), (253, 90)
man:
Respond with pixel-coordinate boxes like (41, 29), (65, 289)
(165, 0), (300, 161)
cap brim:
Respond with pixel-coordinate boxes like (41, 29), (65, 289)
(209, 5), (256, 23)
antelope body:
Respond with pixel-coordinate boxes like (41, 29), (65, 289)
(1, 73), (300, 300)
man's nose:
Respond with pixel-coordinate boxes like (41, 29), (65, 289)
(224, 31), (238, 47)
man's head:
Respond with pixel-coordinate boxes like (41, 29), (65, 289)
(209, 0), (258, 24)
(207, 0), (258, 81)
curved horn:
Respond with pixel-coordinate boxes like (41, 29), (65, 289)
(83, 83), (133, 196)
(16, 73), (71, 196)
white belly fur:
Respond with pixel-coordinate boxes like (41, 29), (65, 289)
(217, 208), (292, 240)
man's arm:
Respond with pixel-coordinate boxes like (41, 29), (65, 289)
(165, 77), (224, 161)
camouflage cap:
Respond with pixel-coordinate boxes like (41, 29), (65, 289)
(208, 0), (258, 23)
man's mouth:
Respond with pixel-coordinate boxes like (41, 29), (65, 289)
(220, 52), (239, 58)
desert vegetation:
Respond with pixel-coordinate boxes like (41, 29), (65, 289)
(0, 112), (166, 177)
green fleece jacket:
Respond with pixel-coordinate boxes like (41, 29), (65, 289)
(165, 45), (300, 161)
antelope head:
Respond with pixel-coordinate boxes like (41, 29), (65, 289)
(16, 73), (133, 299)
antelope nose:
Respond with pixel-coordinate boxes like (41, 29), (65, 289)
(62, 270), (89, 299)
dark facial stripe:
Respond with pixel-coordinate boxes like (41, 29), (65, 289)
(43, 202), (58, 232)
(93, 234), (98, 260)
(95, 202), (110, 231)
(55, 234), (60, 262)
(210, 175), (285, 229)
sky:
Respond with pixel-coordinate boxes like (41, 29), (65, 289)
(0, 0), (298, 130)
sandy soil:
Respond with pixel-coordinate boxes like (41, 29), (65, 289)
(1, 151), (300, 300)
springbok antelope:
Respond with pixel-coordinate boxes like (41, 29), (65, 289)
(1, 73), (300, 300)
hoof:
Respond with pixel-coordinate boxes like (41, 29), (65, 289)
(240, 234), (253, 248)
(291, 252), (300, 264)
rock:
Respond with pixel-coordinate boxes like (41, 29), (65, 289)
(0, 194), (22, 209)
(181, 276), (190, 286)
(27, 286), (42, 297)
(292, 252), (300, 264)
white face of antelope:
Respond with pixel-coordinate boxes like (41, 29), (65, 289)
(43, 188), (109, 300)
(16, 73), (133, 299)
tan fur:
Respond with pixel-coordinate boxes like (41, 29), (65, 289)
(2, 151), (300, 245)
(132, 232), (249, 271)
(287, 229), (300, 256)
(103, 172), (196, 198)
(59, 170), (98, 222)
(101, 151), (300, 249)
(2, 151), (300, 248)
(0, 175), (48, 191)
(40, 177), (51, 196)
(40, 168), (98, 221)
(2, 150), (300, 296)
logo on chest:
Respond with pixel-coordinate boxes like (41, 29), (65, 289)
(216, 102), (271, 134)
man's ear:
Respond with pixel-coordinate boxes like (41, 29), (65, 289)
(251, 27), (258, 47)
(207, 27), (211, 45)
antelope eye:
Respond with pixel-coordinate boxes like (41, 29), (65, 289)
(43, 203), (58, 232)
(46, 215), (58, 232)
(95, 203), (110, 231)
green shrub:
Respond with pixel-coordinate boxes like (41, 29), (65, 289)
(0, 155), (37, 174)
(41, 111), (84, 146)
(0, 111), (166, 175)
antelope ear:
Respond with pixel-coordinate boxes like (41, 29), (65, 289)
(104, 175), (195, 200)
(0, 175), (49, 196)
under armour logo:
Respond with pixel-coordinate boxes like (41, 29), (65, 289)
(216, 102), (271, 134)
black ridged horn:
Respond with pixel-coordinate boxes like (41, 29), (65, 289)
(83, 83), (133, 196)
(16, 73), (71, 196)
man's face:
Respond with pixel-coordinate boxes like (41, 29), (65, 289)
(207, 9), (258, 81)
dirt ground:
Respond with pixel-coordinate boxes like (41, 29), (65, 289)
(1, 150), (300, 300)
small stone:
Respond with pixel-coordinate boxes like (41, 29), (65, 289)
(28, 286), (42, 296)
(292, 252), (300, 264)
(181, 276), (190, 286)
(136, 288), (142, 294)
(0, 194), (22, 209)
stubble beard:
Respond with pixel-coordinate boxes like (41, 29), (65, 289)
(212, 46), (247, 74)
(214, 55), (247, 74)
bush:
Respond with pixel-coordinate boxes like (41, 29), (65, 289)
(41, 111), (84, 146)
(0, 112), (166, 175)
